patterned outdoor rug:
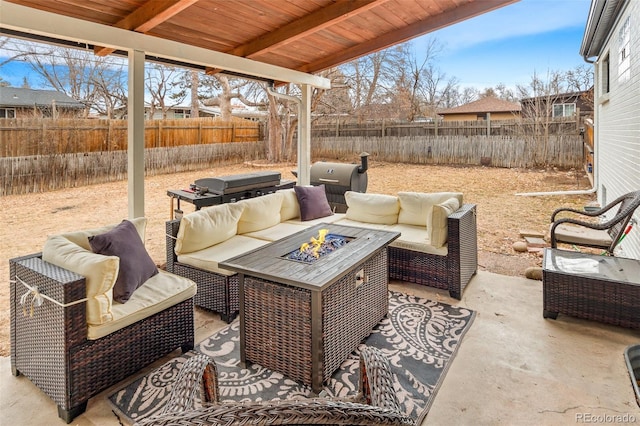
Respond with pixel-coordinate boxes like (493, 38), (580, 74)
(109, 291), (475, 424)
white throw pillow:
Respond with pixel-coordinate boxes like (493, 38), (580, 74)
(175, 203), (245, 255)
(430, 197), (461, 248)
(345, 191), (399, 224)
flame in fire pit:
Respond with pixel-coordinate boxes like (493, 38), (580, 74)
(285, 230), (352, 263)
(300, 228), (329, 258)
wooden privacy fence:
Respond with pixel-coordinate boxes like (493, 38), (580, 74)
(1, 142), (264, 195)
(311, 117), (581, 138)
(0, 117), (262, 157)
(312, 135), (584, 169)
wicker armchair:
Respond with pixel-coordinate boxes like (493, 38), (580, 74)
(550, 190), (640, 255)
(9, 253), (195, 423)
(134, 347), (416, 426)
(388, 203), (477, 299)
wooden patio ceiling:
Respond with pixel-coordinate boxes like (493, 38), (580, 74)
(2, 0), (517, 78)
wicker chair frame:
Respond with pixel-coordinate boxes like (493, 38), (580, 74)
(9, 253), (195, 423)
(550, 190), (640, 255)
(133, 347), (416, 426)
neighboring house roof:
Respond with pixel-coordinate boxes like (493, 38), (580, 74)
(520, 89), (592, 104)
(0, 87), (84, 109)
(439, 97), (521, 115)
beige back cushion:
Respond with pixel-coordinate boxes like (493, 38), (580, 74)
(237, 192), (284, 234)
(397, 192), (463, 227)
(175, 203), (245, 255)
(430, 197), (461, 248)
(345, 192), (399, 224)
(279, 188), (301, 221)
(41, 217), (149, 326)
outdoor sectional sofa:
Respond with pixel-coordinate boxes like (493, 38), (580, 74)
(9, 218), (197, 423)
(166, 186), (477, 322)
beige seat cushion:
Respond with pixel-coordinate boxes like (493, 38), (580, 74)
(286, 213), (345, 227)
(88, 271), (196, 340)
(345, 192), (399, 224)
(244, 222), (309, 242)
(552, 223), (612, 248)
(333, 218), (391, 231)
(177, 235), (270, 276)
(175, 203), (245, 255)
(387, 224), (448, 256)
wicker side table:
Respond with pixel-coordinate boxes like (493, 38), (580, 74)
(542, 248), (640, 328)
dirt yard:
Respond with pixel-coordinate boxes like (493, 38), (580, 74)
(0, 161), (594, 357)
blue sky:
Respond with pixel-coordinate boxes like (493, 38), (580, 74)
(417, 0), (592, 90)
(1, 0), (592, 92)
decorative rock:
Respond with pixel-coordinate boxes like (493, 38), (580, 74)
(525, 266), (543, 281)
(512, 241), (528, 253)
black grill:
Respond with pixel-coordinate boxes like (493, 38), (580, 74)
(310, 153), (369, 213)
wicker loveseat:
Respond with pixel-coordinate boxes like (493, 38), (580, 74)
(166, 187), (477, 322)
(133, 346), (416, 426)
(9, 218), (197, 423)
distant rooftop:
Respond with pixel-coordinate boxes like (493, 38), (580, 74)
(0, 87), (84, 109)
(439, 97), (521, 115)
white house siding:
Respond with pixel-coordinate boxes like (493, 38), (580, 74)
(593, 0), (640, 259)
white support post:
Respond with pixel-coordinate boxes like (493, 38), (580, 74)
(128, 49), (145, 219)
(298, 84), (312, 185)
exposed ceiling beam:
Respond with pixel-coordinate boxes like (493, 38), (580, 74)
(228, 0), (388, 59)
(0, 2), (331, 89)
(299, 0), (519, 73)
(94, 0), (199, 56)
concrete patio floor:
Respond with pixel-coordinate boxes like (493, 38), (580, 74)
(2, 270), (640, 426)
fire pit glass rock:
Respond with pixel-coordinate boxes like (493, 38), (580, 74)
(284, 229), (353, 263)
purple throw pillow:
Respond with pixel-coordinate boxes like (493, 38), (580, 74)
(294, 185), (333, 221)
(89, 220), (158, 303)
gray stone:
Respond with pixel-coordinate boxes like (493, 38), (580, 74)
(525, 266), (543, 280)
(512, 241), (528, 252)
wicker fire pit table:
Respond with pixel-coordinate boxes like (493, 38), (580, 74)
(220, 223), (400, 393)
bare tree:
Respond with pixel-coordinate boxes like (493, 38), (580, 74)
(190, 70), (200, 118)
(14, 42), (128, 117)
(517, 70), (569, 165)
(565, 64), (594, 92)
(145, 63), (187, 119)
(341, 47), (406, 121)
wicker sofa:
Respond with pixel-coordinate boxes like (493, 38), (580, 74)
(166, 188), (477, 322)
(9, 218), (197, 423)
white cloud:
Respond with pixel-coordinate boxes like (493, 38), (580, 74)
(431, 0), (591, 52)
